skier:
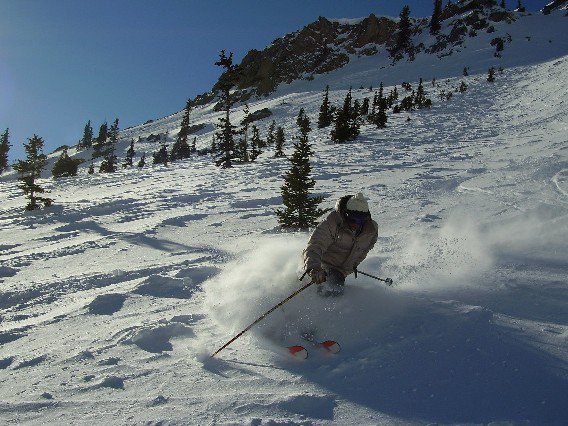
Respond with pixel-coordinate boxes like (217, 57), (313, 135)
(303, 192), (378, 296)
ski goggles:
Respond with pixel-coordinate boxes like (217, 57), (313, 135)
(345, 211), (368, 226)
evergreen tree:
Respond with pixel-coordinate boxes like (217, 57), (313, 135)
(276, 110), (323, 229)
(463, 67), (469, 76)
(317, 85), (333, 128)
(390, 5), (413, 61)
(123, 139), (135, 167)
(430, 0), (443, 35)
(13, 134), (53, 210)
(137, 153), (146, 168)
(274, 126), (286, 157)
(236, 104), (251, 162)
(331, 89), (359, 143)
(99, 150), (117, 173)
(501, 0), (506, 8)
(266, 120), (276, 145)
(0, 128), (10, 175)
(88, 164), (95, 174)
(99, 118), (119, 173)
(487, 66), (496, 82)
(372, 95), (388, 128)
(516, 0), (525, 12)
(92, 121), (108, 158)
(360, 97), (370, 116)
(414, 78), (432, 108)
(52, 147), (83, 178)
(250, 125), (262, 161)
(79, 120), (93, 148)
(170, 98), (193, 161)
(215, 50), (238, 168)
(459, 81), (468, 93)
(153, 144), (169, 166)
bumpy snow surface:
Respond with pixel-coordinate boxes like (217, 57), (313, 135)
(1, 13), (567, 425)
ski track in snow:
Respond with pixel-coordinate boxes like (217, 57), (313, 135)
(1, 13), (568, 425)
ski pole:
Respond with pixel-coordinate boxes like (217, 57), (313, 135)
(356, 269), (394, 286)
(211, 279), (314, 358)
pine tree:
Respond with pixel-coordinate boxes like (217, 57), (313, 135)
(361, 97), (370, 116)
(88, 164), (95, 174)
(79, 120), (93, 149)
(13, 134), (53, 210)
(0, 128), (10, 175)
(137, 153), (146, 168)
(414, 78), (432, 108)
(250, 125), (262, 161)
(99, 118), (119, 173)
(276, 110), (323, 229)
(463, 67), (469, 76)
(92, 121), (108, 158)
(52, 147), (83, 178)
(274, 126), (286, 157)
(99, 150), (117, 173)
(501, 0), (506, 8)
(430, 0), (443, 35)
(153, 144), (169, 166)
(215, 50), (238, 168)
(108, 118), (119, 146)
(331, 89), (359, 143)
(266, 120), (276, 145)
(123, 139), (135, 167)
(373, 96), (388, 128)
(487, 67), (496, 82)
(170, 99), (193, 161)
(390, 5), (413, 61)
(236, 104), (251, 162)
(459, 81), (468, 93)
(318, 85), (333, 128)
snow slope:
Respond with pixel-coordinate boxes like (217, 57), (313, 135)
(1, 12), (567, 426)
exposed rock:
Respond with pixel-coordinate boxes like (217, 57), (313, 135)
(542, 0), (568, 15)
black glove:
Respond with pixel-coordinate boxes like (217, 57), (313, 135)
(309, 267), (327, 284)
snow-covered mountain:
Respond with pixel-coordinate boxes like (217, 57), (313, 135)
(0, 6), (567, 425)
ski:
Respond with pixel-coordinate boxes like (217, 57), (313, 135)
(287, 345), (308, 359)
(300, 332), (341, 354)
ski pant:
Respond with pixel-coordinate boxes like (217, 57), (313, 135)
(317, 267), (345, 297)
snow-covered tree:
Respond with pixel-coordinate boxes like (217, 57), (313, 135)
(277, 109), (323, 229)
(13, 134), (53, 210)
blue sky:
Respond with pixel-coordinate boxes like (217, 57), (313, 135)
(0, 0), (548, 161)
